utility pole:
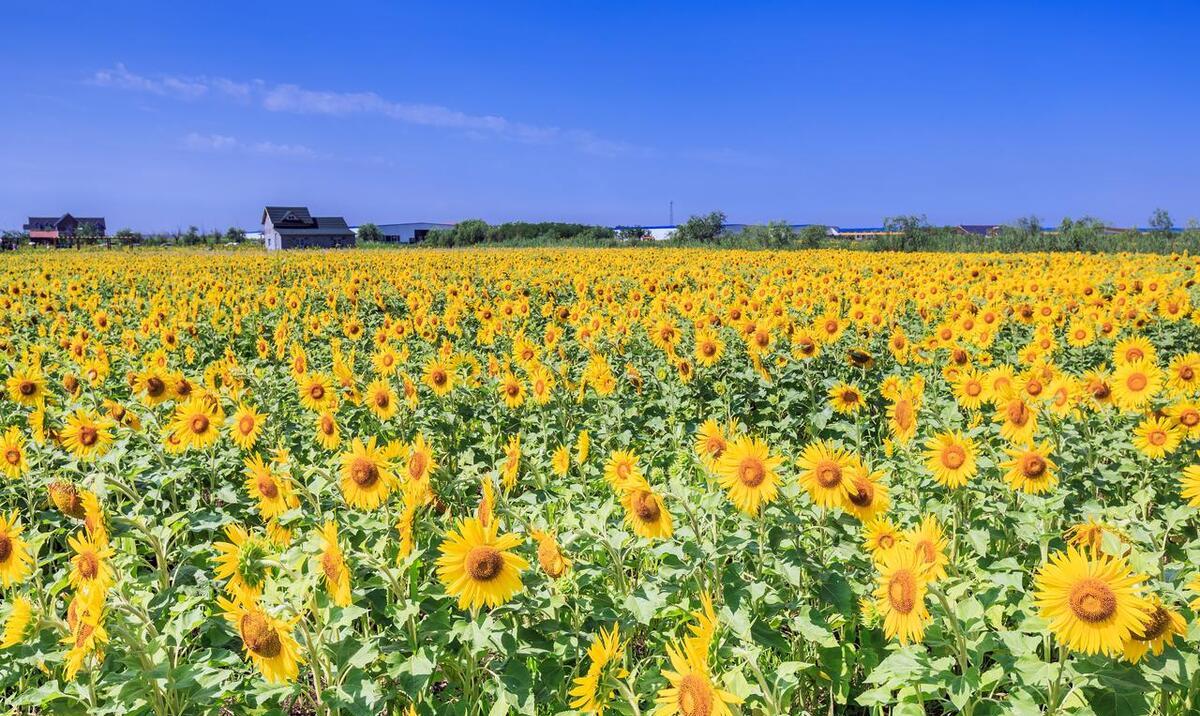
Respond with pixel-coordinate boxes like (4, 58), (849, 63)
(669, 200), (674, 226)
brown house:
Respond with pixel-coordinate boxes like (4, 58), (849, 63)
(24, 214), (107, 246)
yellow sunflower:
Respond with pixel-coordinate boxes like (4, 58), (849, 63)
(0, 427), (28, 479)
(874, 547), (931, 645)
(315, 410), (341, 451)
(1001, 442), (1058, 494)
(315, 521), (352, 607)
(530, 528), (571, 579)
(339, 437), (400, 510)
(0, 512), (33, 587)
(229, 403), (266, 450)
(1033, 547), (1151, 656)
(243, 454), (298, 519)
(218, 593), (303, 684)
(924, 431), (977, 488)
(365, 378), (399, 420)
(435, 517), (528, 611)
(212, 524), (273, 598)
(404, 434), (437, 496)
(604, 449), (642, 489)
(569, 624), (624, 714)
(863, 518), (902, 563)
(167, 396), (222, 451)
(60, 409), (114, 462)
(1122, 596), (1186, 663)
(995, 395), (1038, 444)
(714, 436), (782, 515)
(1111, 360), (1162, 412)
(1178, 465), (1200, 507)
(652, 637), (741, 716)
(1, 596), (33, 648)
(68, 531), (115, 595)
(905, 516), (949, 581)
(297, 372), (336, 413)
(828, 382), (865, 415)
(1132, 416), (1181, 459)
(796, 440), (853, 509)
(423, 358), (456, 397)
(619, 475), (674, 540)
(843, 463), (890, 522)
(693, 419), (729, 469)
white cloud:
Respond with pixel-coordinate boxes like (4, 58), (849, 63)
(94, 64), (640, 156)
(183, 132), (317, 158)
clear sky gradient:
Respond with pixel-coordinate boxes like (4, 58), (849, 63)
(3, 1), (1198, 232)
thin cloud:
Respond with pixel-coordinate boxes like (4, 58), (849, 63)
(183, 132), (318, 158)
(94, 64), (641, 157)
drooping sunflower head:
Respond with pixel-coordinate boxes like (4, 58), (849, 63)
(619, 475), (674, 540)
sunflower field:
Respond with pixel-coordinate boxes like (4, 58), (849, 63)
(2, 248), (1200, 715)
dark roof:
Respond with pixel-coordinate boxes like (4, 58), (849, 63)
(957, 224), (999, 236)
(24, 214), (106, 231)
(263, 206), (316, 227)
(275, 216), (354, 237)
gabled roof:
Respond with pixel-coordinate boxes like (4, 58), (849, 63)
(274, 216), (355, 237)
(263, 206), (316, 227)
(24, 215), (106, 231)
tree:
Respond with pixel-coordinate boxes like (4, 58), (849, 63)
(798, 224), (829, 249)
(881, 214), (930, 251)
(618, 226), (648, 241)
(224, 227), (247, 244)
(1057, 216), (1105, 251)
(182, 226), (201, 245)
(672, 211), (726, 244)
(1014, 215), (1042, 236)
(1149, 208), (1173, 235)
(357, 223), (384, 243)
(115, 228), (143, 246)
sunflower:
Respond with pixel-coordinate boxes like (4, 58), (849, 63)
(1001, 442), (1057, 494)
(339, 437), (400, 510)
(530, 528), (571, 579)
(1, 596), (33, 648)
(68, 531), (115, 596)
(405, 434), (437, 495)
(436, 517), (527, 611)
(1122, 596), (1186, 663)
(575, 430), (590, 465)
(604, 449), (642, 489)
(167, 397), (222, 451)
(874, 547), (931, 645)
(1033, 547), (1152, 656)
(0, 427), (28, 479)
(1132, 416), (1182, 459)
(1181, 466), (1200, 508)
(423, 358), (456, 397)
(297, 372), (336, 413)
(365, 378), (399, 420)
(795, 440), (853, 508)
(887, 390), (919, 444)
(995, 395), (1038, 444)
(49, 480), (86, 518)
(551, 445), (571, 477)
(218, 593), (303, 684)
(230, 403), (266, 450)
(569, 624), (624, 714)
(1113, 336), (1156, 366)
(0, 512), (33, 587)
(693, 419), (729, 469)
(1166, 352), (1200, 395)
(652, 636), (741, 716)
(619, 475), (674, 540)
(828, 382), (865, 415)
(905, 516), (949, 581)
(863, 518), (902, 563)
(60, 409), (114, 462)
(62, 589), (108, 682)
(843, 463), (890, 522)
(80, 490), (107, 543)
(714, 436), (782, 515)
(7, 359), (48, 405)
(1167, 400), (1200, 438)
(498, 372), (526, 409)
(693, 328), (724, 368)
(243, 454), (298, 519)
(315, 521), (352, 607)
(1111, 360), (1162, 412)
(500, 435), (521, 491)
(924, 431), (977, 488)
(212, 524), (273, 598)
(315, 410), (341, 451)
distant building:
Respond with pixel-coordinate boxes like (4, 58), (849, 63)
(23, 214), (107, 246)
(613, 223), (827, 241)
(955, 224), (1001, 237)
(373, 222), (456, 244)
(261, 206), (356, 250)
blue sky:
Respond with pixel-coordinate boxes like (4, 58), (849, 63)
(3, 1), (1198, 232)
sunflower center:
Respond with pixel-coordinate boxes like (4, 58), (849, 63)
(375, 391), (390, 408)
(1067, 577), (1118, 624)
(1091, 382), (1111, 400)
(310, 384), (326, 400)
(79, 425), (99, 447)
(1006, 401), (1029, 426)
(320, 551), (342, 582)
(76, 552), (99, 579)
(964, 381), (982, 396)
(878, 534), (895, 550)
(1181, 366), (1195, 381)
(320, 415), (335, 435)
(705, 437), (726, 458)
(257, 476), (279, 499)
(915, 539), (936, 565)
(239, 613), (283, 658)
(75, 622), (96, 648)
(677, 673), (714, 716)
(701, 341), (716, 357)
(1148, 429), (1167, 446)
(239, 415), (256, 435)
(190, 414), (210, 434)
(738, 457), (766, 488)
(941, 445), (966, 470)
(506, 383), (520, 397)
(4, 447), (20, 465)
(408, 452), (428, 481)
(0, 534), (11, 561)
(1126, 373), (1148, 392)
(1026, 380), (1043, 396)
(894, 400), (913, 427)
(816, 462), (842, 488)
(1022, 455), (1047, 477)
(1181, 410), (1199, 427)
(886, 569), (917, 615)
(18, 380), (36, 396)
(465, 546), (504, 582)
(1134, 605), (1172, 641)
(431, 369), (447, 386)
(632, 490), (661, 522)
(146, 376), (165, 397)
(350, 457), (380, 487)
(847, 478), (874, 507)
